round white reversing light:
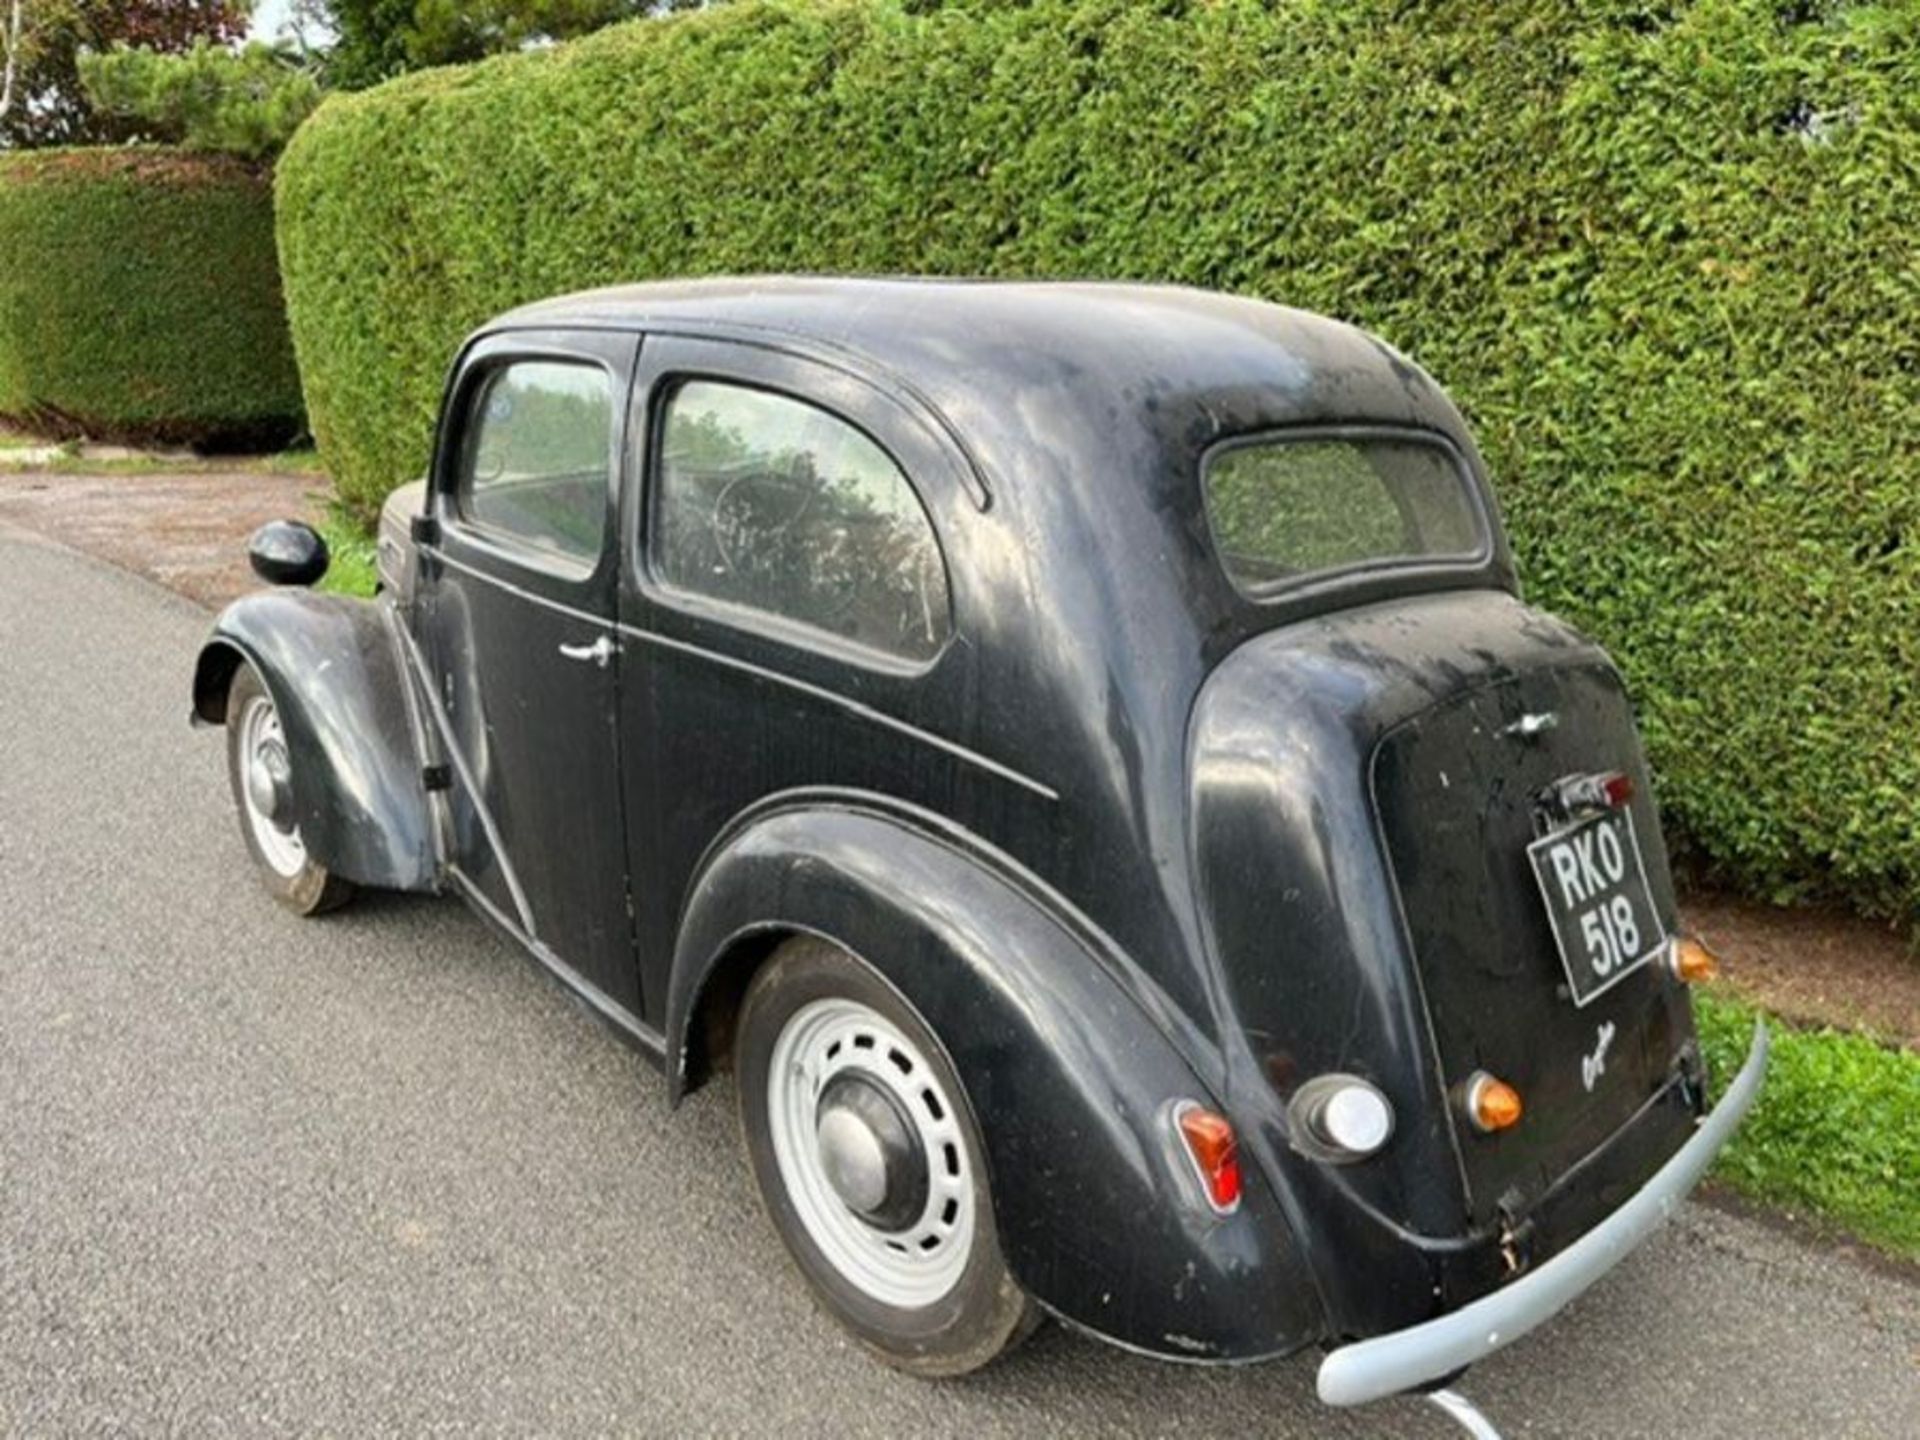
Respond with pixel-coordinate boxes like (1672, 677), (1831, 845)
(1290, 1075), (1396, 1161)
(1320, 1084), (1393, 1155)
(1320, 1090), (1397, 1159)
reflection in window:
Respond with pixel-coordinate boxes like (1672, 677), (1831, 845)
(460, 361), (611, 567)
(1204, 435), (1484, 593)
(654, 381), (950, 662)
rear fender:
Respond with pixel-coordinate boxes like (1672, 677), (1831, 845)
(192, 591), (436, 892)
(668, 799), (1326, 1361)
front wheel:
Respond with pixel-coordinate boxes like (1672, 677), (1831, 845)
(735, 937), (1037, 1376)
(224, 663), (354, 916)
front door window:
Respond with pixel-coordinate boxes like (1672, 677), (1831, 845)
(458, 361), (612, 571)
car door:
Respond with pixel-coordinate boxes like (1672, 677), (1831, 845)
(417, 326), (645, 1017)
(618, 336), (990, 1022)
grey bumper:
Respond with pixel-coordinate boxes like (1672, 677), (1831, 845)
(1317, 1020), (1770, 1407)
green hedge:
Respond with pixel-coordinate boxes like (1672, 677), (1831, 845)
(276, 0), (1920, 921)
(0, 148), (303, 447)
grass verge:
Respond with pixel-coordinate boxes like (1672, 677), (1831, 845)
(1697, 992), (1919, 1261)
(259, 448), (327, 477)
(315, 507), (378, 598)
(0, 447), (325, 475)
(11, 454), (202, 474)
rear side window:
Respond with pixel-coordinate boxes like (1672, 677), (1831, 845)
(459, 360), (611, 568)
(1203, 433), (1486, 594)
(652, 380), (951, 662)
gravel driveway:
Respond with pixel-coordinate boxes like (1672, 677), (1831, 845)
(0, 467), (320, 609)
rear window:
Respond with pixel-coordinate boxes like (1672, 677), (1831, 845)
(1202, 433), (1486, 594)
(652, 380), (951, 663)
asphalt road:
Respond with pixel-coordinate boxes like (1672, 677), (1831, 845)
(2, 525), (1915, 1438)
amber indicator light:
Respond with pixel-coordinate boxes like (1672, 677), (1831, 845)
(1465, 1072), (1524, 1134)
(1669, 934), (1718, 984)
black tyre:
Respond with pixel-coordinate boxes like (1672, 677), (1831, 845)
(735, 936), (1038, 1376)
(224, 664), (354, 916)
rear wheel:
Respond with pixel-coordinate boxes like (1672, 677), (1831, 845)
(735, 936), (1037, 1376)
(224, 664), (354, 916)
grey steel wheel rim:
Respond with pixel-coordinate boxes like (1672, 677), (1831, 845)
(238, 692), (307, 878)
(767, 995), (975, 1308)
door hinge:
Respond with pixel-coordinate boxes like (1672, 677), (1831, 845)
(410, 513), (440, 546)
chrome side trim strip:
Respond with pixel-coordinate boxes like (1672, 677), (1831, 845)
(431, 547), (1052, 802)
(449, 866), (664, 1061)
(431, 547), (613, 630)
(1316, 1021), (1770, 1407)
(617, 624), (1060, 803)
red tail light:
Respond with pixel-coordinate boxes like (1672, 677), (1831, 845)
(1175, 1104), (1242, 1213)
(1600, 771), (1635, 809)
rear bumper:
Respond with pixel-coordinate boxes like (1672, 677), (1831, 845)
(1316, 1020), (1769, 1407)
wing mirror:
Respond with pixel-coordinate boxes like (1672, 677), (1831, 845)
(248, 519), (331, 587)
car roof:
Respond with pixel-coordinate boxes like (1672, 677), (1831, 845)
(489, 276), (1513, 632)
(498, 274), (1340, 352)
(487, 277), (1471, 455)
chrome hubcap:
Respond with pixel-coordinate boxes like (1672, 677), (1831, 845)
(238, 693), (307, 878)
(768, 997), (974, 1307)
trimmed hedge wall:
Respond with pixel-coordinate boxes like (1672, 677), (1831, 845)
(276, 0), (1920, 920)
(0, 148), (303, 447)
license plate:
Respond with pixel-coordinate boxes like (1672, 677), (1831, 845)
(1527, 809), (1664, 1006)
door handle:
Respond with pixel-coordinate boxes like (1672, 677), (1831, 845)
(558, 635), (617, 669)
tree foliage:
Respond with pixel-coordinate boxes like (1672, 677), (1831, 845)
(0, 0), (245, 147)
(80, 39), (322, 159)
(322, 0), (662, 89)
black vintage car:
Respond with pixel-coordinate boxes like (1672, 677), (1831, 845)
(194, 279), (1765, 1417)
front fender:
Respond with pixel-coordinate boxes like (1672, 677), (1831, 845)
(668, 800), (1326, 1361)
(192, 590), (436, 892)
